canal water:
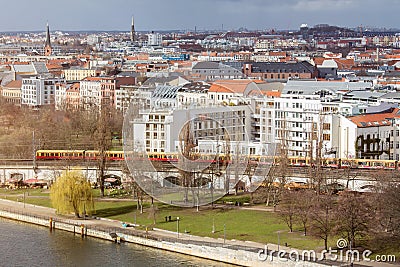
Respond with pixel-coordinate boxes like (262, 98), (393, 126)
(0, 218), (230, 267)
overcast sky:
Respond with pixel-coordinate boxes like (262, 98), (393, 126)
(1, 0), (399, 32)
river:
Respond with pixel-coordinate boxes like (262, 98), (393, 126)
(0, 218), (230, 267)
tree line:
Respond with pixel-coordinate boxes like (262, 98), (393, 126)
(276, 172), (400, 253)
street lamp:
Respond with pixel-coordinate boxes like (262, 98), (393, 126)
(277, 231), (282, 251)
(223, 223), (226, 245)
(177, 217), (180, 238)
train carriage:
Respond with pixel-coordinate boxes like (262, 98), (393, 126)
(35, 150), (400, 171)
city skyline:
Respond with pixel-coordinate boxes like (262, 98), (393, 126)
(1, 0), (399, 32)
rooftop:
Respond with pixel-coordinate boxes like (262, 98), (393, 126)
(348, 108), (399, 128)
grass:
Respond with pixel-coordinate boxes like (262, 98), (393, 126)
(97, 202), (331, 250)
(0, 188), (398, 256)
(0, 188), (327, 250)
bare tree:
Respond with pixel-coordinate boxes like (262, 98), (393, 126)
(178, 120), (197, 205)
(380, 184), (400, 238)
(295, 190), (314, 236)
(335, 191), (371, 248)
(269, 136), (290, 210)
(93, 105), (123, 197)
(146, 197), (158, 225)
(278, 190), (297, 232)
(310, 194), (336, 251)
(308, 115), (326, 194)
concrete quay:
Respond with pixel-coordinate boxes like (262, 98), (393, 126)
(0, 199), (396, 267)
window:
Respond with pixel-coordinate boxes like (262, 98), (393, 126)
(323, 134), (330, 141)
(323, 123), (330, 130)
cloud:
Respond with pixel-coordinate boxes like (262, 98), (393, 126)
(291, 0), (356, 10)
(0, 0), (398, 31)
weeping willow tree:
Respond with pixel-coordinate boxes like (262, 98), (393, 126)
(50, 171), (94, 218)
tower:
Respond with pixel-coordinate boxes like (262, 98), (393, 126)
(130, 16), (136, 43)
(44, 22), (52, 56)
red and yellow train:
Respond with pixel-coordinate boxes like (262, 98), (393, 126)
(35, 150), (399, 170)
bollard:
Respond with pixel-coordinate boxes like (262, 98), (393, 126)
(49, 217), (53, 231)
(80, 224), (85, 237)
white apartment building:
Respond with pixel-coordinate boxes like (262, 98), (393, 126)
(131, 106), (252, 154)
(21, 76), (65, 107)
(80, 77), (102, 108)
(332, 109), (397, 160)
(115, 85), (151, 113)
(54, 83), (70, 110)
(254, 39), (275, 52)
(177, 82), (210, 108)
(258, 80), (362, 158)
(148, 32), (163, 46)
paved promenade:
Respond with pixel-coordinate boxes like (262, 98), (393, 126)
(0, 198), (397, 267)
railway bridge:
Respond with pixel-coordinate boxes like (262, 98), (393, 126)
(0, 159), (399, 193)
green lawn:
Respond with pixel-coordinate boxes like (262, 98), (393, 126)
(0, 188), (396, 255)
(95, 202), (331, 250)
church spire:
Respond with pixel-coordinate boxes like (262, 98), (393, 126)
(44, 22), (52, 56)
(130, 15), (136, 43)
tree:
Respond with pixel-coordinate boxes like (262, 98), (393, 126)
(310, 194), (336, 251)
(380, 183), (400, 238)
(93, 105), (123, 197)
(295, 190), (314, 236)
(278, 190), (297, 232)
(50, 171), (94, 218)
(148, 197), (158, 225)
(335, 191), (371, 248)
(371, 175), (400, 250)
(308, 115), (327, 194)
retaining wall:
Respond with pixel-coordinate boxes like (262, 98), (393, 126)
(0, 209), (328, 267)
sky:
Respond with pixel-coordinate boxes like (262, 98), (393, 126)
(1, 0), (399, 32)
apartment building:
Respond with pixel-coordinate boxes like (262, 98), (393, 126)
(148, 32), (163, 46)
(21, 76), (65, 107)
(63, 67), (99, 82)
(131, 106), (252, 154)
(177, 82), (210, 108)
(65, 83), (81, 111)
(258, 80), (362, 158)
(115, 84), (151, 113)
(332, 108), (398, 160)
(191, 62), (244, 81)
(1, 80), (22, 105)
(243, 61), (316, 81)
(80, 76), (135, 110)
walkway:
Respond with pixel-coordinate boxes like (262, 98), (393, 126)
(0, 198), (396, 267)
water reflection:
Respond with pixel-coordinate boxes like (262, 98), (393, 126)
(0, 218), (229, 267)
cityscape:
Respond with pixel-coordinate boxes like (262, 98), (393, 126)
(0, 4), (400, 266)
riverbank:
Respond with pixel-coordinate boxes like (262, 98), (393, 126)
(0, 199), (394, 267)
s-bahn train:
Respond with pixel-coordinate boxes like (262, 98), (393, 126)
(35, 149), (399, 170)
